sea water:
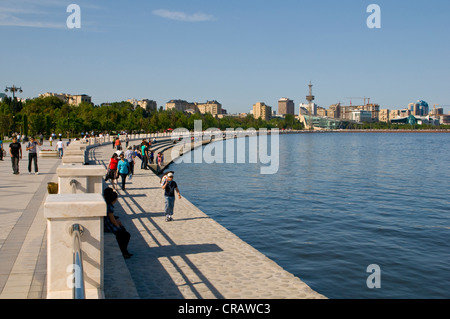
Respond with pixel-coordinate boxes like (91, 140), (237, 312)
(172, 133), (449, 299)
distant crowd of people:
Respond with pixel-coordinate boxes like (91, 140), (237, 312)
(1, 133), (181, 260)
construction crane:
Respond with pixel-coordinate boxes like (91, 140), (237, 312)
(344, 97), (370, 106)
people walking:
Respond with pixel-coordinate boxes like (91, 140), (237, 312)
(149, 150), (154, 164)
(117, 153), (130, 190)
(107, 153), (119, 191)
(140, 140), (149, 170)
(124, 146), (135, 179)
(103, 187), (132, 259)
(26, 136), (42, 175)
(9, 136), (22, 175)
(115, 137), (122, 151)
(161, 172), (181, 222)
(56, 139), (64, 158)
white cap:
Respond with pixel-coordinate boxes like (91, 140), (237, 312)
(167, 172), (174, 177)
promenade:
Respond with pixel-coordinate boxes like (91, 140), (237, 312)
(0, 138), (326, 299)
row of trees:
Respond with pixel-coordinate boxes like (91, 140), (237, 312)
(2, 96), (447, 140)
(0, 96), (304, 139)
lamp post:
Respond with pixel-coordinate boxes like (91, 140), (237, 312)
(5, 85), (23, 100)
(5, 85), (23, 135)
(65, 96), (75, 138)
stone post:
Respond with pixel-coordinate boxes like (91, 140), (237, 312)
(44, 193), (106, 299)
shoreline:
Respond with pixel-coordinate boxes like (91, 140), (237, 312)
(91, 142), (327, 299)
(279, 129), (450, 134)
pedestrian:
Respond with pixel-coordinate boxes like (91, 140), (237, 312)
(39, 133), (44, 145)
(161, 172), (181, 222)
(26, 136), (42, 175)
(9, 136), (22, 175)
(149, 150), (154, 164)
(56, 139), (64, 158)
(157, 152), (164, 166)
(117, 153), (129, 190)
(103, 187), (132, 259)
(124, 145), (135, 179)
(125, 135), (129, 148)
(49, 135), (53, 147)
(115, 137), (121, 151)
(107, 153), (119, 191)
(141, 140), (148, 170)
(58, 133), (62, 141)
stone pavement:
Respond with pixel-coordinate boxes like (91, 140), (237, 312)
(93, 143), (326, 299)
(0, 139), (60, 299)
(0, 138), (326, 299)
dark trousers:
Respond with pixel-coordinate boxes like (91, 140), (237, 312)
(11, 156), (20, 174)
(129, 161), (134, 175)
(141, 155), (148, 169)
(115, 228), (130, 255)
(120, 173), (127, 189)
(28, 153), (38, 173)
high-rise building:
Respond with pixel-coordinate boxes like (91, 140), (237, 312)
(253, 102), (272, 121)
(278, 98), (295, 116)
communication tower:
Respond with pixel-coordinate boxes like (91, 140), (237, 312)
(306, 82), (315, 130)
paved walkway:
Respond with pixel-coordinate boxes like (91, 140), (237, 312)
(93, 143), (326, 299)
(0, 140), (59, 299)
(0, 138), (326, 299)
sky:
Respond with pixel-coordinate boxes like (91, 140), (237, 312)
(1, 0), (450, 114)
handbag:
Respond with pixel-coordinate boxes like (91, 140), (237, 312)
(104, 168), (111, 181)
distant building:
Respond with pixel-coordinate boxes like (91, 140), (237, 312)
(196, 100), (223, 116)
(0, 93), (6, 101)
(439, 114), (450, 125)
(430, 107), (444, 116)
(299, 103), (317, 116)
(408, 100), (429, 116)
(299, 106), (308, 115)
(278, 98), (295, 116)
(166, 99), (223, 116)
(138, 99), (157, 112)
(39, 92), (92, 106)
(317, 107), (327, 117)
(328, 104), (341, 119)
(253, 102), (272, 121)
(390, 109), (401, 121)
(379, 109), (390, 122)
(352, 110), (373, 123)
(166, 100), (195, 112)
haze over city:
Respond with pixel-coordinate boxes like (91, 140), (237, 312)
(1, 0), (450, 113)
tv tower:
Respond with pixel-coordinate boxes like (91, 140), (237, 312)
(306, 81), (315, 130)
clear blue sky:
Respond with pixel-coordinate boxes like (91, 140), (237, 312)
(1, 0), (450, 114)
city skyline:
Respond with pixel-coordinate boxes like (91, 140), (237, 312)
(1, 0), (450, 113)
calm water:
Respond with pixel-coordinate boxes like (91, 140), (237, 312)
(171, 133), (449, 299)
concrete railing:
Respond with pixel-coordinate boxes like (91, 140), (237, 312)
(43, 133), (177, 299)
(44, 193), (106, 299)
(45, 140), (107, 299)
